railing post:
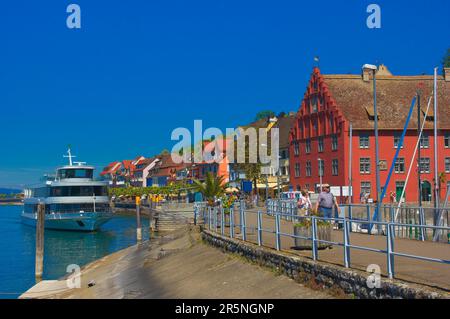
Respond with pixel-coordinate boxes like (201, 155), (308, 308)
(193, 205), (197, 226)
(293, 202), (295, 221)
(208, 207), (212, 230)
(239, 201), (244, 234)
(230, 205), (235, 239)
(275, 213), (281, 251)
(343, 218), (350, 268)
(419, 207), (425, 241)
(348, 205), (353, 233)
(387, 223), (394, 279)
(366, 204), (371, 235)
(311, 216), (318, 261)
(242, 209), (247, 241)
(257, 210), (262, 246)
(221, 206), (225, 236)
(214, 206), (220, 233)
(203, 206), (206, 224)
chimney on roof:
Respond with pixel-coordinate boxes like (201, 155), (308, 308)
(362, 64), (377, 82)
(377, 64), (392, 76)
(444, 67), (450, 82)
(362, 68), (371, 82)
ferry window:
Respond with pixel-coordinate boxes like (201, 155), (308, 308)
(80, 186), (92, 196)
(50, 187), (69, 196)
(48, 203), (110, 213)
(34, 187), (49, 197)
(50, 186), (107, 197)
(58, 169), (93, 179)
(94, 186), (108, 196)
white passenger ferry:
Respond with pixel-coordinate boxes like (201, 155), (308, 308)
(21, 148), (113, 231)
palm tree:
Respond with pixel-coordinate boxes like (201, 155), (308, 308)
(193, 172), (226, 206)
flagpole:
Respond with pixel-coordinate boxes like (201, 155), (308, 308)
(433, 68), (439, 217)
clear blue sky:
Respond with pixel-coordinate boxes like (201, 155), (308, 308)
(0, 0), (448, 188)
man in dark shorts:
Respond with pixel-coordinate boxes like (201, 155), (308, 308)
(315, 185), (340, 220)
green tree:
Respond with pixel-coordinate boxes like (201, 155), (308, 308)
(254, 110), (275, 121)
(233, 125), (274, 194)
(443, 48), (450, 68)
(236, 162), (262, 194)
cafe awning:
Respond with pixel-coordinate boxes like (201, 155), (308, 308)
(256, 182), (279, 189)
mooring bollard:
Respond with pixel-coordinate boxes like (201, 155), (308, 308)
(35, 203), (45, 280)
(136, 197), (142, 242)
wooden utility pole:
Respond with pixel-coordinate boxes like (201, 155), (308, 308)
(35, 203), (45, 280)
(136, 196), (142, 241)
(149, 198), (155, 233)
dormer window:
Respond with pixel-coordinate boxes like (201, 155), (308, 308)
(421, 108), (434, 121)
(364, 106), (379, 120)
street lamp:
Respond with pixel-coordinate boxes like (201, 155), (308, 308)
(363, 63), (381, 230)
(260, 143), (270, 201)
(272, 154), (282, 200)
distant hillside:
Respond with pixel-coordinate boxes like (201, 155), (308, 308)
(0, 188), (22, 195)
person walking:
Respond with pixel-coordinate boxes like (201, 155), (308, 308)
(315, 185), (340, 221)
(389, 191), (397, 204)
(300, 190), (312, 215)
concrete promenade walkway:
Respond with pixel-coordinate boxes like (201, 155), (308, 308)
(21, 226), (334, 299)
(212, 207), (450, 291)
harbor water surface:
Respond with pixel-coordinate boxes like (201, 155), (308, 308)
(0, 205), (149, 299)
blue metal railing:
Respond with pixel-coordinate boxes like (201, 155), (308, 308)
(195, 202), (450, 280)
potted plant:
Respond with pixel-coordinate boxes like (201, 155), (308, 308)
(220, 194), (237, 226)
(293, 209), (332, 250)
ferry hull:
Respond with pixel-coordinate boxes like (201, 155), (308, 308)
(21, 212), (113, 232)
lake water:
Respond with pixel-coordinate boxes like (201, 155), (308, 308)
(0, 205), (149, 299)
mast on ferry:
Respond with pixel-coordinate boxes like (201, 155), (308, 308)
(63, 146), (76, 166)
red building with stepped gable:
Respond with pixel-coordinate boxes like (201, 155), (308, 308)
(289, 65), (450, 203)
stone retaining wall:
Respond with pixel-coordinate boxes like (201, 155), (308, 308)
(201, 230), (449, 299)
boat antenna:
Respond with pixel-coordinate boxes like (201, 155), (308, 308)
(63, 145), (76, 166)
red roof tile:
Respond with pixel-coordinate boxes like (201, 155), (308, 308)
(317, 69), (450, 130)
